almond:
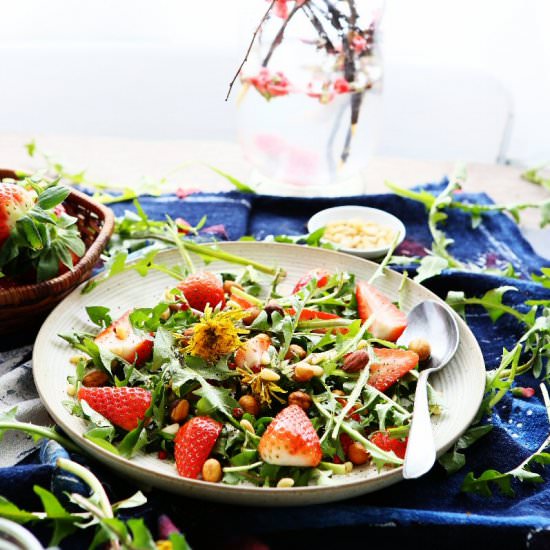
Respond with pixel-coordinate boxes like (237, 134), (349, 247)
(82, 369), (109, 387)
(342, 349), (370, 372)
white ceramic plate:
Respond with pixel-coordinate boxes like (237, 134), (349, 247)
(33, 243), (485, 506)
(307, 205), (406, 259)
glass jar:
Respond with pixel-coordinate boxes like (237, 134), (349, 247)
(237, 0), (384, 196)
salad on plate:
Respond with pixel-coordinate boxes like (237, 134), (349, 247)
(62, 264), (440, 488)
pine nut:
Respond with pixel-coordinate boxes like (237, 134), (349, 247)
(260, 368), (280, 382)
(277, 477), (295, 488)
(161, 423), (180, 435)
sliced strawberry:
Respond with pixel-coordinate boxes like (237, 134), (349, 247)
(356, 281), (407, 341)
(370, 431), (408, 459)
(176, 271), (225, 312)
(78, 386), (151, 431)
(292, 268), (331, 294)
(174, 416), (222, 479)
(234, 333), (271, 370)
(0, 182), (35, 247)
(368, 348), (419, 392)
(94, 310), (153, 366)
(258, 404), (322, 467)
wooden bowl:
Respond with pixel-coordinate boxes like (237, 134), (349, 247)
(0, 169), (115, 335)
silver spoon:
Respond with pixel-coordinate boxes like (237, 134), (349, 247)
(397, 300), (460, 479)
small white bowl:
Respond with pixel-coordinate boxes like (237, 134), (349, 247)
(307, 205), (406, 259)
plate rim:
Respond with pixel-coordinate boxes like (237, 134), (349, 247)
(33, 242), (486, 503)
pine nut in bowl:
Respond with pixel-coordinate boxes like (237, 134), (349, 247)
(307, 206), (406, 259)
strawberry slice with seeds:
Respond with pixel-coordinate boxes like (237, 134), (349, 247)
(78, 386), (152, 431)
(356, 281), (407, 341)
(370, 431), (408, 459)
(368, 348), (419, 392)
(258, 404), (322, 467)
(292, 268), (331, 294)
(174, 416), (222, 479)
(176, 271), (225, 312)
(234, 333), (271, 370)
(94, 310), (153, 366)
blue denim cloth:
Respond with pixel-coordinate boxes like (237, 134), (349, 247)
(2, 182), (549, 548)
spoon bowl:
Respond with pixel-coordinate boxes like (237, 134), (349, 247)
(397, 300), (460, 479)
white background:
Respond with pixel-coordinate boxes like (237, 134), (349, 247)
(1, 0), (549, 165)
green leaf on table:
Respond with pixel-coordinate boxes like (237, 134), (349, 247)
(461, 442), (550, 497)
(532, 267), (550, 288)
(0, 496), (36, 523)
(127, 518), (157, 550)
(385, 180), (436, 209)
(208, 165), (256, 193)
(479, 286), (517, 322)
(34, 486), (79, 546)
(25, 140), (36, 157)
(540, 200), (550, 228)
(112, 491), (147, 512)
(169, 532), (192, 550)
(438, 424), (493, 474)
(462, 469), (514, 497)
(414, 255), (449, 283)
(305, 227), (326, 247)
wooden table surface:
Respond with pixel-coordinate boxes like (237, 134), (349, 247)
(1, 133), (548, 235)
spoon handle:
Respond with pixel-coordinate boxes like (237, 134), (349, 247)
(402, 369), (436, 479)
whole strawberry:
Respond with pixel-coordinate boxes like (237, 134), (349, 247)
(78, 386), (152, 431)
(259, 404), (322, 467)
(176, 271), (225, 312)
(174, 416), (222, 479)
(0, 182), (35, 247)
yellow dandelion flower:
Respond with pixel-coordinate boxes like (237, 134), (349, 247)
(184, 306), (249, 362)
(237, 365), (287, 407)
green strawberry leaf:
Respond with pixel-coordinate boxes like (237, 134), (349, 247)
(17, 216), (43, 250)
(37, 185), (71, 210)
(36, 248), (60, 282)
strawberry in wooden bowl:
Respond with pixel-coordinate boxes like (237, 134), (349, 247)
(0, 169), (114, 335)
